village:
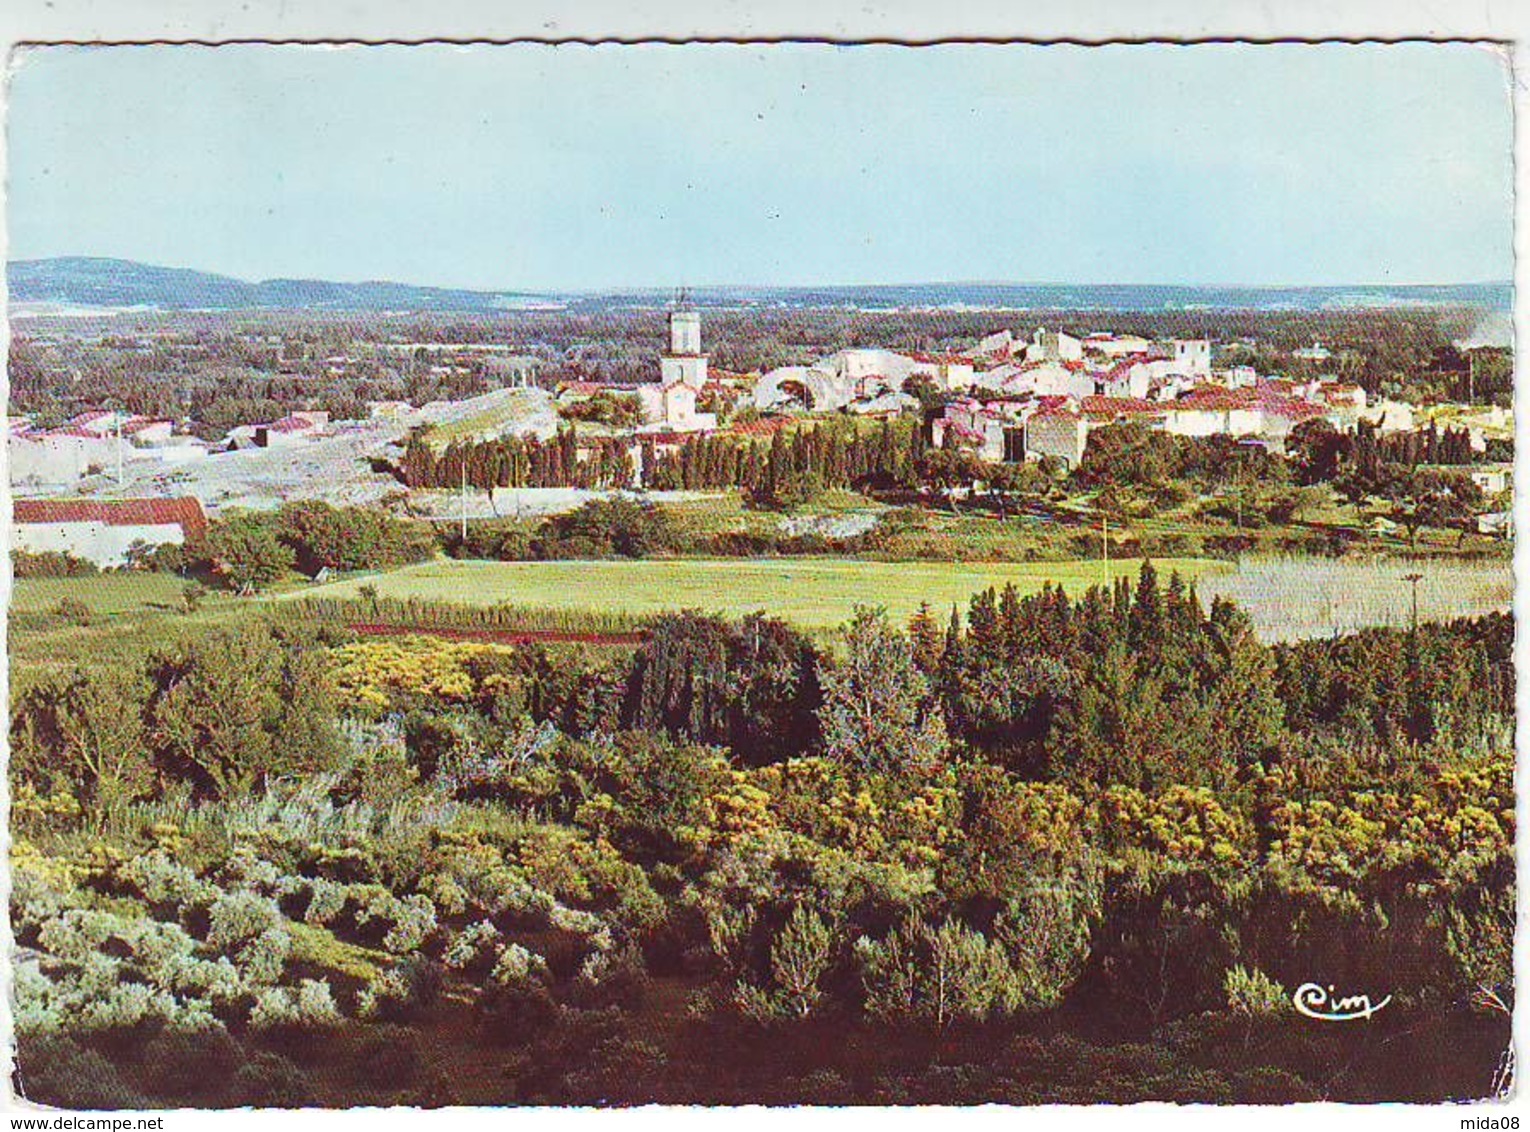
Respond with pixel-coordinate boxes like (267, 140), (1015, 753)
(8, 303), (1514, 568)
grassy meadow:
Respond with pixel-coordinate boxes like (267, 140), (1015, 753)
(9, 572), (199, 618)
(282, 556), (1218, 630)
(10, 552), (1512, 688)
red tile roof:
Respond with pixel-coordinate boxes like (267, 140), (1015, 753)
(1103, 357), (1151, 380)
(1081, 396), (1165, 419)
(1264, 400), (1328, 421)
(13, 497), (209, 540)
(560, 381), (642, 395)
(1175, 386), (1258, 410)
(39, 427), (102, 439)
(264, 416), (318, 433)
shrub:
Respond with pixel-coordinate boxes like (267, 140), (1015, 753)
(491, 942), (551, 986)
(768, 906), (835, 1019)
(207, 890), (283, 950)
(1224, 965), (1287, 1017)
(442, 920), (502, 973)
(858, 915), (1030, 1027)
(818, 607), (947, 775)
(990, 871), (1099, 1011)
(248, 979), (344, 1031)
(570, 945), (651, 1012)
(14, 1032), (147, 1109)
(466, 938), (557, 1039)
(382, 895), (438, 954)
(208, 512), (294, 592)
(206, 891), (291, 987)
(274, 500), (436, 574)
(53, 597), (94, 626)
(534, 498), (674, 559)
(231, 1050), (315, 1107)
(123, 850), (220, 914)
(138, 1025), (244, 1101)
(13, 549), (99, 578)
(358, 957), (444, 1022)
(9, 666), (154, 810)
(352, 1026), (426, 1090)
(149, 621), (343, 798)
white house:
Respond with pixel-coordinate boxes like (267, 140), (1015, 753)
(970, 330), (1015, 359)
(752, 365), (856, 413)
(909, 353), (977, 392)
(636, 380), (716, 433)
(1469, 465), (1511, 496)
(9, 429), (120, 484)
(1024, 409), (1089, 468)
(1025, 327), (1084, 364)
(1361, 400), (1416, 434)
(1165, 339), (1212, 379)
(12, 497), (208, 568)
(1214, 366), (1259, 390)
(1083, 333), (1155, 359)
(1098, 358), (1153, 400)
(1478, 511), (1513, 538)
(997, 360), (1096, 400)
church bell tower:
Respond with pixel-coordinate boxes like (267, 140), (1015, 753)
(660, 290), (708, 389)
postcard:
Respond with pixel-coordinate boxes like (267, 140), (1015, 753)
(3, 36), (1517, 1113)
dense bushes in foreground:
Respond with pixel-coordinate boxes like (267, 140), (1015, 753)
(12, 721), (1512, 1105)
(9, 573), (1515, 1106)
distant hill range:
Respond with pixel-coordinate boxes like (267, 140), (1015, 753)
(7, 256), (1512, 314)
(7, 257), (558, 313)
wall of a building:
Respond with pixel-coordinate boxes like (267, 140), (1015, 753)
(1024, 416), (1088, 467)
(669, 311), (703, 355)
(13, 521), (186, 567)
(9, 436), (118, 484)
(660, 355), (708, 389)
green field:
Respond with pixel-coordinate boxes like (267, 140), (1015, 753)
(9, 572), (199, 617)
(286, 556), (1223, 629)
(12, 553), (1511, 683)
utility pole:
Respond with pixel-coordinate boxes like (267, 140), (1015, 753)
(460, 458), (469, 543)
(1101, 508), (1109, 576)
(1403, 572), (1423, 634)
(114, 413), (125, 488)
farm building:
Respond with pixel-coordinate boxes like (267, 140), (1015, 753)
(9, 428), (120, 484)
(12, 497), (209, 568)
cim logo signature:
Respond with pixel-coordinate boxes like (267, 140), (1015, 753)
(1292, 982), (1392, 1022)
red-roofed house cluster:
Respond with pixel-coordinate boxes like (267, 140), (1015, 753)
(913, 327), (1411, 468)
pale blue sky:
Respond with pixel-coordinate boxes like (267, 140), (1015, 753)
(5, 42), (1514, 290)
